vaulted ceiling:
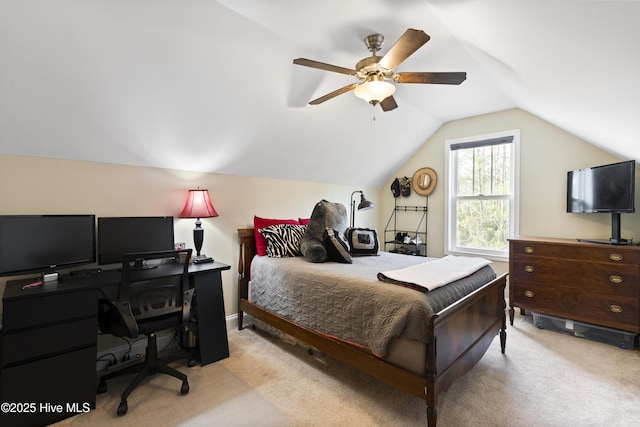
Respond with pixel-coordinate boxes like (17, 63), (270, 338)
(1, 1), (638, 188)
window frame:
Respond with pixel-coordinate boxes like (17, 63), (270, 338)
(444, 129), (520, 262)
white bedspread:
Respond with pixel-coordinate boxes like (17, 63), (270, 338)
(378, 255), (492, 292)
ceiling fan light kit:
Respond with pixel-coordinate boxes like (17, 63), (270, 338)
(293, 29), (467, 112)
(354, 75), (396, 104)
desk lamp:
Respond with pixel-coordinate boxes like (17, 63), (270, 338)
(350, 190), (374, 228)
(179, 188), (218, 264)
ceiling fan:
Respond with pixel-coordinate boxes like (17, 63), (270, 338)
(293, 29), (467, 112)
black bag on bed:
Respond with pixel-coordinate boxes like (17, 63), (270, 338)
(344, 227), (379, 256)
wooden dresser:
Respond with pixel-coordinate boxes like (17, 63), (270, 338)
(509, 237), (640, 333)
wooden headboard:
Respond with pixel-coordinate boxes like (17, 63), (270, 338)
(237, 228), (257, 328)
(237, 228), (256, 280)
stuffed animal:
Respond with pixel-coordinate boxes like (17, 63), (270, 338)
(300, 200), (348, 263)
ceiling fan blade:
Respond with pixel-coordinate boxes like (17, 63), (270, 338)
(380, 96), (398, 112)
(293, 58), (357, 76)
(309, 83), (359, 105)
(394, 72), (467, 85)
(378, 29), (430, 71)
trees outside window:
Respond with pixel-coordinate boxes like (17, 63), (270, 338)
(445, 130), (520, 261)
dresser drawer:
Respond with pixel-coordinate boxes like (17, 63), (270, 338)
(2, 317), (97, 366)
(2, 289), (97, 331)
(511, 282), (639, 332)
(511, 240), (640, 265)
(511, 256), (640, 297)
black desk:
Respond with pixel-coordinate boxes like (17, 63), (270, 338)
(0, 261), (230, 427)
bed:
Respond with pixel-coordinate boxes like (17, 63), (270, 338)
(237, 228), (507, 426)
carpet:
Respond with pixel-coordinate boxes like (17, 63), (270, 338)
(55, 313), (640, 426)
(53, 360), (288, 426)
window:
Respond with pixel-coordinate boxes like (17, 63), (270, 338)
(445, 130), (520, 261)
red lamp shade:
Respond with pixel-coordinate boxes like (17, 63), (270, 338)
(179, 189), (219, 219)
(179, 189), (218, 263)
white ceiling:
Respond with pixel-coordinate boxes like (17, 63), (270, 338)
(1, 0), (639, 188)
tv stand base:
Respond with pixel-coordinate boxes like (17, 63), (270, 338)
(577, 238), (633, 246)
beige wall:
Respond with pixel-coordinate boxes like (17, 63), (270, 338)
(2, 107), (639, 317)
(383, 108), (640, 277)
(0, 154), (381, 317)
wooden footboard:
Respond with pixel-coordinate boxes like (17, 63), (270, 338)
(237, 228), (507, 426)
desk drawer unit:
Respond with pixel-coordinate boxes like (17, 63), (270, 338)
(2, 317), (97, 365)
(0, 346), (96, 427)
(509, 238), (640, 334)
(1, 287), (98, 427)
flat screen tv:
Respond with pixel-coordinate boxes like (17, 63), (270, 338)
(0, 215), (96, 276)
(567, 159), (636, 245)
(97, 216), (175, 269)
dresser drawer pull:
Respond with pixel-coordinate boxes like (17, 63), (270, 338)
(524, 290), (535, 298)
(524, 246), (534, 254)
(524, 265), (535, 273)
(609, 275), (623, 284)
(609, 304), (623, 313)
(609, 253), (623, 262)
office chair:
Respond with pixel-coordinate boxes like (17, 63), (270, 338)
(97, 249), (194, 416)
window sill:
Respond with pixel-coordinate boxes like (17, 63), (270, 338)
(445, 249), (508, 263)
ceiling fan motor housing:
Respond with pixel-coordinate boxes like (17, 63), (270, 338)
(355, 56), (391, 80)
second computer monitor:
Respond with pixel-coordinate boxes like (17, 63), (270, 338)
(97, 216), (175, 266)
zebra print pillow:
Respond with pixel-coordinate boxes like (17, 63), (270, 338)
(259, 224), (307, 257)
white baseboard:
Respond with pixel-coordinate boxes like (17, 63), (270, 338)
(226, 313), (238, 331)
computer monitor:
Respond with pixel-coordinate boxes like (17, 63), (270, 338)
(97, 216), (175, 269)
(0, 215), (96, 276)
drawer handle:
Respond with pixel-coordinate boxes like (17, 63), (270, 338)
(524, 265), (535, 273)
(609, 304), (623, 313)
(609, 253), (623, 262)
(524, 290), (535, 298)
(609, 275), (623, 284)
(524, 246), (534, 254)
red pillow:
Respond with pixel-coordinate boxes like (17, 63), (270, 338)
(298, 217), (310, 225)
(254, 216), (300, 256)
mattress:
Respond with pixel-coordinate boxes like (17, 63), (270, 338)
(249, 252), (496, 360)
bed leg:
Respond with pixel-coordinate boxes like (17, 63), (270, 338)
(501, 306), (508, 354)
(238, 311), (244, 330)
(426, 404), (437, 427)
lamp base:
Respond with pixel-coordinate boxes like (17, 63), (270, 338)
(193, 254), (213, 264)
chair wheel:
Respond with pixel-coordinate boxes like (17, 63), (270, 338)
(97, 380), (107, 394)
(117, 400), (128, 416)
(181, 381), (189, 395)
(188, 358), (196, 368)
